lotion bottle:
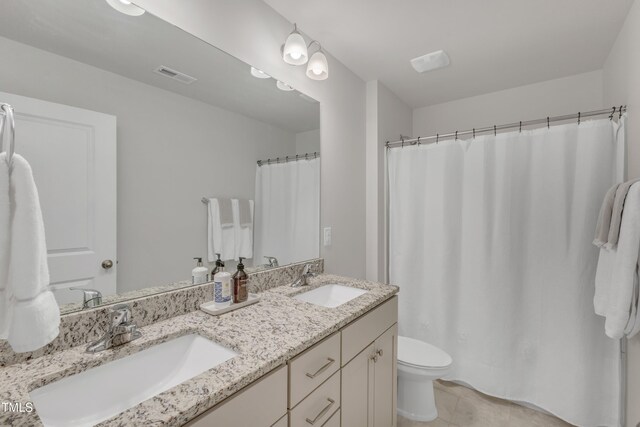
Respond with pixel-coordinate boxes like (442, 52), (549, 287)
(192, 257), (209, 285)
(213, 271), (232, 308)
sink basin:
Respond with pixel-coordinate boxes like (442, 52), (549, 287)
(293, 284), (367, 308)
(30, 334), (237, 427)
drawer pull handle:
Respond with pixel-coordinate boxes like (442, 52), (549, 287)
(376, 349), (383, 357)
(306, 398), (335, 425)
(305, 357), (335, 379)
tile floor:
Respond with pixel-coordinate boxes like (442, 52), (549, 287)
(397, 380), (574, 427)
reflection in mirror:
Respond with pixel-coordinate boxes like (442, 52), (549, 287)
(0, 0), (320, 313)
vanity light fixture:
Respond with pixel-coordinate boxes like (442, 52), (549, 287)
(282, 24), (308, 65)
(276, 80), (294, 91)
(105, 0), (145, 16)
(250, 66), (271, 79)
(305, 41), (328, 81)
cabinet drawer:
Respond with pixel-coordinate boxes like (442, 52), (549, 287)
(290, 371), (341, 427)
(341, 296), (398, 366)
(289, 332), (341, 407)
(184, 365), (287, 427)
(322, 408), (340, 427)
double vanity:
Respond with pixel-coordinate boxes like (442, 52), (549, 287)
(0, 264), (398, 426)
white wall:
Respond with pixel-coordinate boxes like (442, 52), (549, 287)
(133, 0), (367, 279)
(295, 129), (320, 154)
(603, 1), (640, 424)
(365, 81), (412, 282)
(0, 36), (297, 293)
(413, 70), (604, 137)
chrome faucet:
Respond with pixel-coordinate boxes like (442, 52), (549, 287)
(86, 304), (141, 353)
(291, 263), (316, 287)
(264, 256), (279, 268)
(70, 287), (103, 309)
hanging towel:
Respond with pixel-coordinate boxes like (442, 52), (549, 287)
(593, 183), (619, 247)
(218, 198), (233, 227)
(0, 153), (11, 339)
(3, 154), (60, 352)
(233, 199), (254, 259)
(207, 198), (236, 262)
(605, 178), (640, 250)
(600, 182), (640, 339)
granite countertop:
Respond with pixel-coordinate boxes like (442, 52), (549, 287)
(0, 274), (398, 426)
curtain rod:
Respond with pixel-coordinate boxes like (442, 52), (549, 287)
(257, 151), (319, 166)
(386, 105), (627, 149)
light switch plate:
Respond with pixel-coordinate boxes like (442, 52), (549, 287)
(323, 227), (332, 246)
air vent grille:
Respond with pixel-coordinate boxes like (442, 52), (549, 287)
(153, 66), (197, 84)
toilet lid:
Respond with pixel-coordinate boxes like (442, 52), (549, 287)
(398, 336), (452, 368)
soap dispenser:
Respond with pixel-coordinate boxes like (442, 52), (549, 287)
(192, 257), (209, 285)
(211, 253), (225, 277)
(232, 257), (248, 303)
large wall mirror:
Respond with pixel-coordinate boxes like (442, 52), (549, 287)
(0, 0), (320, 313)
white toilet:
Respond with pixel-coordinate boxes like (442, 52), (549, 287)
(397, 336), (453, 422)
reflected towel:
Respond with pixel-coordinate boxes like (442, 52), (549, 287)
(207, 198), (235, 262)
(218, 198), (233, 227)
(5, 154), (60, 352)
(233, 199), (253, 259)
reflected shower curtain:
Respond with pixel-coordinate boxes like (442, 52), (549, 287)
(389, 118), (625, 426)
(254, 157), (320, 266)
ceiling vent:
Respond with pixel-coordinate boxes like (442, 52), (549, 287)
(153, 66), (197, 84)
(410, 50), (450, 73)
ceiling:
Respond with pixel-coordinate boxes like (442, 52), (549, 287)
(0, 0), (319, 133)
(263, 0), (634, 108)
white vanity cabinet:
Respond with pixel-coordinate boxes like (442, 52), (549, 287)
(183, 296), (398, 427)
(184, 365), (288, 427)
(341, 297), (398, 427)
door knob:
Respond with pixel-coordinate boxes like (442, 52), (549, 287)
(102, 259), (114, 270)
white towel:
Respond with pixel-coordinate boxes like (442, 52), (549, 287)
(207, 198), (235, 262)
(3, 154), (60, 352)
(596, 182), (640, 339)
(233, 199), (254, 259)
(593, 183), (619, 247)
(0, 153), (12, 339)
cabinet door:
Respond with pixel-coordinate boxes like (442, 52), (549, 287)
(373, 324), (398, 427)
(341, 342), (375, 427)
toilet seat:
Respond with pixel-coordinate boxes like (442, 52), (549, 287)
(398, 336), (452, 369)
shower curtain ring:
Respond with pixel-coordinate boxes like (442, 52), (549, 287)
(473, 128), (475, 139)
(619, 105), (624, 119)
(519, 121), (522, 132)
(436, 134), (439, 144)
(416, 136), (421, 146)
(610, 106), (616, 120)
(455, 131), (458, 140)
(494, 125), (497, 136)
(547, 117), (550, 129)
(578, 112), (581, 125)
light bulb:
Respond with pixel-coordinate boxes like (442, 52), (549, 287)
(312, 66), (322, 75)
(119, 0), (132, 4)
(290, 50), (302, 60)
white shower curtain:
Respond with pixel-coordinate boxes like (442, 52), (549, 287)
(254, 157), (320, 266)
(389, 118), (625, 426)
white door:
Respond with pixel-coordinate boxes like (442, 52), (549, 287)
(0, 91), (116, 305)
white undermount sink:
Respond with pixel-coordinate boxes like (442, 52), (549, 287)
(293, 284), (367, 308)
(30, 334), (237, 427)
